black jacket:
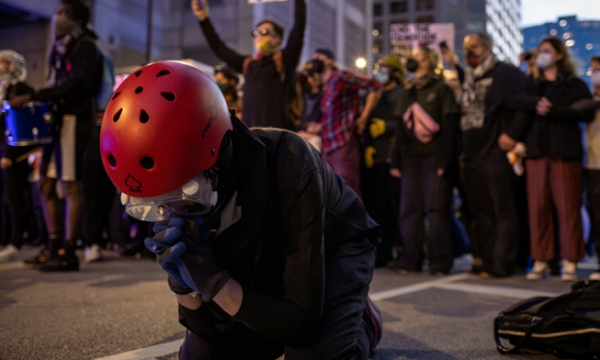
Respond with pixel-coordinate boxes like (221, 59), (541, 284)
(199, 0), (306, 130)
(31, 29), (103, 118)
(461, 62), (530, 164)
(180, 114), (378, 347)
(368, 86), (404, 164)
(507, 75), (594, 160)
(0, 82), (38, 161)
(390, 75), (460, 172)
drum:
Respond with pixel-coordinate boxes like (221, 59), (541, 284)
(2, 101), (53, 146)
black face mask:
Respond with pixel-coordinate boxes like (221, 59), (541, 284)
(405, 58), (418, 73)
(310, 59), (325, 74)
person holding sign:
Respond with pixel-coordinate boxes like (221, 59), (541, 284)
(192, 0), (305, 130)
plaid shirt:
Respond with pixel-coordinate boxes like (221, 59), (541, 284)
(319, 69), (381, 154)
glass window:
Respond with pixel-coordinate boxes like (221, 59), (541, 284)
(373, 3), (383, 17)
(373, 22), (383, 33)
(467, 0), (485, 13)
(416, 15), (435, 23)
(390, 1), (408, 14)
(416, 0), (434, 11)
(373, 40), (383, 55)
(466, 19), (485, 32)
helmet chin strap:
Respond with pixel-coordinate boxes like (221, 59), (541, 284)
(205, 132), (235, 231)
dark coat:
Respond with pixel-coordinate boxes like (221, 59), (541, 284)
(180, 114), (378, 347)
(507, 75), (594, 160)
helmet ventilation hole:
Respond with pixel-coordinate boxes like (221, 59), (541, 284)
(141, 157), (154, 169)
(134, 70), (142, 77)
(113, 108), (123, 122)
(108, 154), (116, 167)
(112, 92), (121, 100)
(140, 110), (149, 123)
(161, 92), (175, 101)
(135, 86), (143, 94)
(156, 70), (170, 77)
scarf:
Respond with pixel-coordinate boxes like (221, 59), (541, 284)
(460, 53), (498, 131)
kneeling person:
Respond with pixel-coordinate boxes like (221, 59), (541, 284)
(99, 61), (382, 359)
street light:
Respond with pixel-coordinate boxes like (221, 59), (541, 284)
(356, 58), (367, 69)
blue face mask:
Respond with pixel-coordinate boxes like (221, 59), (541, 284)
(375, 71), (390, 85)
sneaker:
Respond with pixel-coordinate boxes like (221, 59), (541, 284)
(589, 272), (600, 281)
(526, 261), (550, 280)
(84, 244), (102, 263)
(561, 260), (578, 282)
(364, 296), (383, 355)
(38, 253), (80, 272)
(0, 244), (20, 262)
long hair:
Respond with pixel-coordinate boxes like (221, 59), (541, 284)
(417, 46), (440, 75)
(538, 37), (578, 80)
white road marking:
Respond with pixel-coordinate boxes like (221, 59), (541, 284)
(85, 274), (126, 285)
(433, 282), (561, 299)
(94, 338), (183, 360)
(368, 273), (470, 302)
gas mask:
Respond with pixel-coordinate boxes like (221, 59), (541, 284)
(121, 169), (219, 222)
(52, 15), (80, 39)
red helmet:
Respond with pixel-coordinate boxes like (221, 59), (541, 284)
(100, 61), (232, 198)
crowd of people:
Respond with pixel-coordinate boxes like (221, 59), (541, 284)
(1, 1), (600, 279)
(1, 0), (600, 358)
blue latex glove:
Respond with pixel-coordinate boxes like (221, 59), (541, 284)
(144, 217), (229, 302)
(144, 217), (191, 294)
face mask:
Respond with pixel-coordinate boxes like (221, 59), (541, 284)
(216, 81), (229, 92)
(52, 15), (79, 39)
(310, 59), (325, 74)
(536, 53), (555, 70)
(466, 50), (485, 68)
(254, 36), (279, 55)
(375, 70), (390, 85)
(592, 71), (600, 88)
(405, 58), (418, 73)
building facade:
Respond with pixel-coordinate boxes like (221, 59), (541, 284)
(372, 0), (521, 65)
(523, 16), (600, 87)
(0, 0), (372, 90)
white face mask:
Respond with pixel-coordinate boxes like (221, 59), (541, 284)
(591, 70), (600, 88)
(536, 53), (555, 70)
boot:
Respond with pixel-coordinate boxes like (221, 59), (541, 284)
(38, 241), (79, 272)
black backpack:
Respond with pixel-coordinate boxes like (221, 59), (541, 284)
(494, 280), (600, 359)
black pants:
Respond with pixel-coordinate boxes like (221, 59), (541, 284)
(399, 157), (453, 273)
(178, 244), (376, 360)
(83, 125), (116, 247)
(588, 169), (600, 264)
(0, 165), (9, 246)
(3, 160), (35, 249)
(362, 163), (400, 266)
(461, 155), (520, 277)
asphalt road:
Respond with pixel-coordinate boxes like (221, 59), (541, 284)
(0, 246), (596, 360)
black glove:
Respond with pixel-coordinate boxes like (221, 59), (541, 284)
(179, 218), (230, 302)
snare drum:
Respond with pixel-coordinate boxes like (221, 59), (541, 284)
(2, 101), (53, 146)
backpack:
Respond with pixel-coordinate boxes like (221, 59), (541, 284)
(95, 50), (115, 113)
(494, 280), (600, 359)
